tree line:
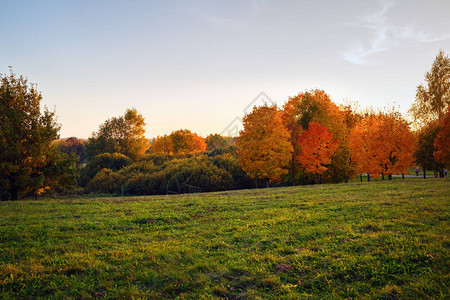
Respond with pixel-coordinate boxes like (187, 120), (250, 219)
(1, 50), (449, 200)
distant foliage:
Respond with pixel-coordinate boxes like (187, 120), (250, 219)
(85, 108), (149, 161)
(152, 129), (206, 155)
(53, 137), (86, 164)
(205, 134), (234, 151)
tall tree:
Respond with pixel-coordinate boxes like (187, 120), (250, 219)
(349, 114), (385, 179)
(350, 111), (415, 180)
(296, 122), (339, 183)
(282, 90), (350, 183)
(409, 50), (450, 126)
(434, 106), (450, 167)
(237, 105), (292, 186)
(414, 121), (445, 177)
(85, 108), (149, 161)
(0, 73), (77, 200)
(378, 110), (415, 179)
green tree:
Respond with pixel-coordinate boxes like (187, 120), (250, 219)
(413, 121), (445, 177)
(0, 73), (77, 200)
(409, 50), (450, 126)
(85, 108), (149, 161)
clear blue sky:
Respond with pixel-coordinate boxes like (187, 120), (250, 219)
(1, 0), (449, 138)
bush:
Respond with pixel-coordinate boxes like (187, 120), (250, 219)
(121, 158), (234, 196)
(209, 154), (253, 189)
(162, 158), (234, 193)
(122, 171), (166, 195)
(79, 152), (131, 186)
(87, 168), (125, 194)
(207, 145), (237, 157)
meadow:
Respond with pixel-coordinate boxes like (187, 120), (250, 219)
(0, 178), (448, 299)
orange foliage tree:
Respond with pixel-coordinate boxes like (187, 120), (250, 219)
(349, 115), (381, 180)
(296, 122), (339, 183)
(152, 129), (206, 155)
(237, 105), (292, 186)
(282, 90), (351, 183)
(350, 111), (415, 180)
(434, 106), (450, 167)
(379, 110), (415, 178)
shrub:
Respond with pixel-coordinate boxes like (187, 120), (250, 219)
(122, 171), (166, 195)
(209, 154), (253, 189)
(79, 152), (131, 186)
(87, 168), (125, 194)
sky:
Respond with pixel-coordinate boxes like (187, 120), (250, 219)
(1, 0), (450, 139)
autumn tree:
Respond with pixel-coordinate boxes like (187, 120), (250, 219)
(349, 115), (380, 180)
(85, 108), (149, 161)
(350, 111), (415, 180)
(296, 122), (339, 183)
(282, 90), (350, 183)
(0, 73), (77, 200)
(434, 106), (450, 167)
(152, 129), (206, 155)
(409, 50), (450, 126)
(237, 105), (292, 186)
(377, 110), (415, 179)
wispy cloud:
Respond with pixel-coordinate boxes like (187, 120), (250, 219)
(208, 0), (264, 30)
(343, 0), (450, 66)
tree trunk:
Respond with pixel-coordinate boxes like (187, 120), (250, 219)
(265, 179), (269, 188)
(381, 172), (385, 180)
(367, 173), (371, 182)
(291, 157), (295, 186)
(402, 173), (405, 179)
(423, 169), (426, 179)
(388, 174), (392, 180)
(315, 173), (319, 184)
(11, 188), (19, 201)
(439, 171), (444, 178)
(360, 174), (363, 182)
(9, 174), (19, 201)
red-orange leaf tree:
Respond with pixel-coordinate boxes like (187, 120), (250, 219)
(237, 105), (292, 186)
(282, 90), (352, 183)
(296, 122), (339, 183)
(434, 106), (450, 166)
(350, 111), (415, 180)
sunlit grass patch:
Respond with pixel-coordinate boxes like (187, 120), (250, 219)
(0, 178), (448, 298)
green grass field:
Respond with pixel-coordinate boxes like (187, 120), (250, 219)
(1, 179), (449, 299)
